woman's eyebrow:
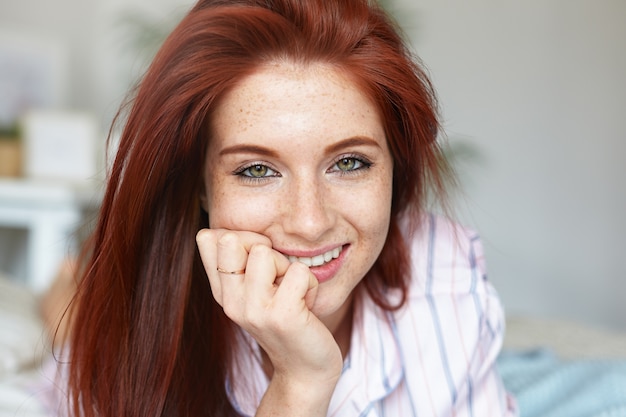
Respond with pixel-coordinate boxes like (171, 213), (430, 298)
(219, 136), (381, 157)
(324, 136), (383, 155)
(219, 144), (279, 158)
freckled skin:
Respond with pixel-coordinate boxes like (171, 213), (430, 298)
(202, 62), (394, 335)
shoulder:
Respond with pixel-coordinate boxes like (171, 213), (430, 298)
(381, 214), (513, 416)
(405, 213), (488, 297)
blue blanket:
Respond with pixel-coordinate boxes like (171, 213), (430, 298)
(497, 349), (626, 417)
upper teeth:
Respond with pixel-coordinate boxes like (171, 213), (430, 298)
(287, 246), (342, 267)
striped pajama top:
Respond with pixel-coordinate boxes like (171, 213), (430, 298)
(228, 214), (518, 416)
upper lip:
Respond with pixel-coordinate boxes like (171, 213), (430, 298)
(276, 244), (345, 258)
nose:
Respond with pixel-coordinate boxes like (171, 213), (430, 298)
(281, 175), (336, 242)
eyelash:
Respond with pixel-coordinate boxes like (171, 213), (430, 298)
(328, 154), (373, 175)
(233, 162), (281, 184)
(233, 154), (373, 183)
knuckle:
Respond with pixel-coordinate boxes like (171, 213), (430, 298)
(195, 228), (209, 244)
(217, 231), (239, 248)
(247, 243), (272, 263)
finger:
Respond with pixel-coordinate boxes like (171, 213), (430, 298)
(271, 248), (292, 284)
(243, 244), (280, 309)
(196, 229), (273, 304)
(275, 262), (319, 310)
(196, 229), (224, 304)
(215, 231), (261, 315)
(242, 244), (293, 302)
(216, 231), (249, 278)
(303, 272), (319, 310)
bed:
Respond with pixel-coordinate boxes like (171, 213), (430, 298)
(0, 274), (50, 417)
(500, 316), (626, 416)
(1, 272), (626, 417)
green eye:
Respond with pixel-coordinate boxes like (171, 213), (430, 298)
(236, 163), (279, 180)
(247, 165), (269, 178)
(328, 155), (372, 175)
(337, 158), (357, 172)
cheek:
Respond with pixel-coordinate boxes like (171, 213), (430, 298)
(350, 175), (393, 243)
(372, 174), (394, 245)
(207, 184), (278, 231)
(367, 195), (393, 243)
(205, 176), (235, 229)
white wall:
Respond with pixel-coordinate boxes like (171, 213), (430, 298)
(395, 0), (626, 330)
(2, 0), (625, 329)
(0, 0), (195, 128)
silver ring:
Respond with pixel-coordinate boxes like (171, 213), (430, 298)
(217, 267), (246, 275)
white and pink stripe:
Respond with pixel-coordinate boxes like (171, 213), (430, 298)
(229, 214), (518, 416)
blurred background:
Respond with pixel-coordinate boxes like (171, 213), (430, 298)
(0, 0), (624, 330)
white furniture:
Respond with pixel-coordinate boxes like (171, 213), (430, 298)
(0, 178), (101, 293)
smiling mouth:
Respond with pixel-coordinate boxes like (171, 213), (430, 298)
(285, 246), (343, 267)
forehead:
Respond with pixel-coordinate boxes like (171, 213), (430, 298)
(209, 62), (383, 145)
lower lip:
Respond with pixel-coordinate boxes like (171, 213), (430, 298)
(308, 245), (348, 284)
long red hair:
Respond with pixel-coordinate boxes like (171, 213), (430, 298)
(68, 0), (446, 415)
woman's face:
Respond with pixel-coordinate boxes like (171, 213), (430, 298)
(202, 62), (393, 324)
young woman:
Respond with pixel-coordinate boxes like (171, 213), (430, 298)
(63, 0), (517, 416)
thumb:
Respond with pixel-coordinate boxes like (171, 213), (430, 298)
(303, 270), (319, 310)
(275, 262), (319, 310)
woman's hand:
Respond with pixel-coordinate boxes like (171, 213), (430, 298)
(196, 229), (342, 415)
